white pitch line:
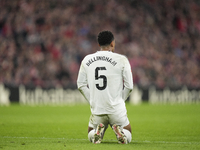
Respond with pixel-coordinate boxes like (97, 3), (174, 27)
(133, 140), (200, 145)
(1, 136), (87, 141)
(1, 136), (199, 145)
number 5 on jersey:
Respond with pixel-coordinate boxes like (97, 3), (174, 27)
(95, 67), (107, 90)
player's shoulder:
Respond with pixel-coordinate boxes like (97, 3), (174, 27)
(82, 52), (96, 60)
(112, 52), (129, 63)
(82, 51), (128, 62)
(113, 52), (127, 58)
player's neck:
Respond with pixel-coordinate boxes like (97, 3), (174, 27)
(100, 46), (113, 52)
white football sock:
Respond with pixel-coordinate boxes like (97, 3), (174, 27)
(88, 129), (95, 142)
(123, 129), (132, 143)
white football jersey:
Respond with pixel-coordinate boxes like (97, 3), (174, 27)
(77, 51), (133, 115)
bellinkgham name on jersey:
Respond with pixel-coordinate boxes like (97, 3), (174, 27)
(85, 55), (117, 67)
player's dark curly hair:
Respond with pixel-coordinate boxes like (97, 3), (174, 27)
(97, 31), (114, 46)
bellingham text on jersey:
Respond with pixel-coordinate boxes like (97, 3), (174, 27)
(86, 56), (117, 67)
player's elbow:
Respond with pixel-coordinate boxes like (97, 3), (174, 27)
(77, 85), (83, 91)
(126, 86), (133, 92)
(77, 81), (85, 90)
(77, 84), (87, 91)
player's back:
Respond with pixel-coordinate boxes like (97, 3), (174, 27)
(82, 51), (128, 114)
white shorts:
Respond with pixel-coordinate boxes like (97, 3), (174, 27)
(88, 109), (130, 130)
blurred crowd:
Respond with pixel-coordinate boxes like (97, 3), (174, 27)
(0, 0), (200, 89)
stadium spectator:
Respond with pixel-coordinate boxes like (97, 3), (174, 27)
(0, 0), (200, 89)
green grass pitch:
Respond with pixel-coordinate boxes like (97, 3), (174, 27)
(0, 103), (200, 150)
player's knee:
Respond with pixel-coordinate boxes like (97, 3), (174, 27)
(88, 129), (95, 142)
(123, 129), (132, 143)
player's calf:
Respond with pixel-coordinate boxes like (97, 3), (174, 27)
(88, 123), (105, 144)
(112, 124), (132, 144)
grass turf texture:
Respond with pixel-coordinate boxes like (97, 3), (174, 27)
(0, 103), (200, 150)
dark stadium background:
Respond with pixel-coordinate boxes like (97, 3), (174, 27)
(0, 0), (200, 103)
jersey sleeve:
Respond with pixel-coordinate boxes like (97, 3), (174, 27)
(77, 62), (90, 103)
(122, 56), (133, 101)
